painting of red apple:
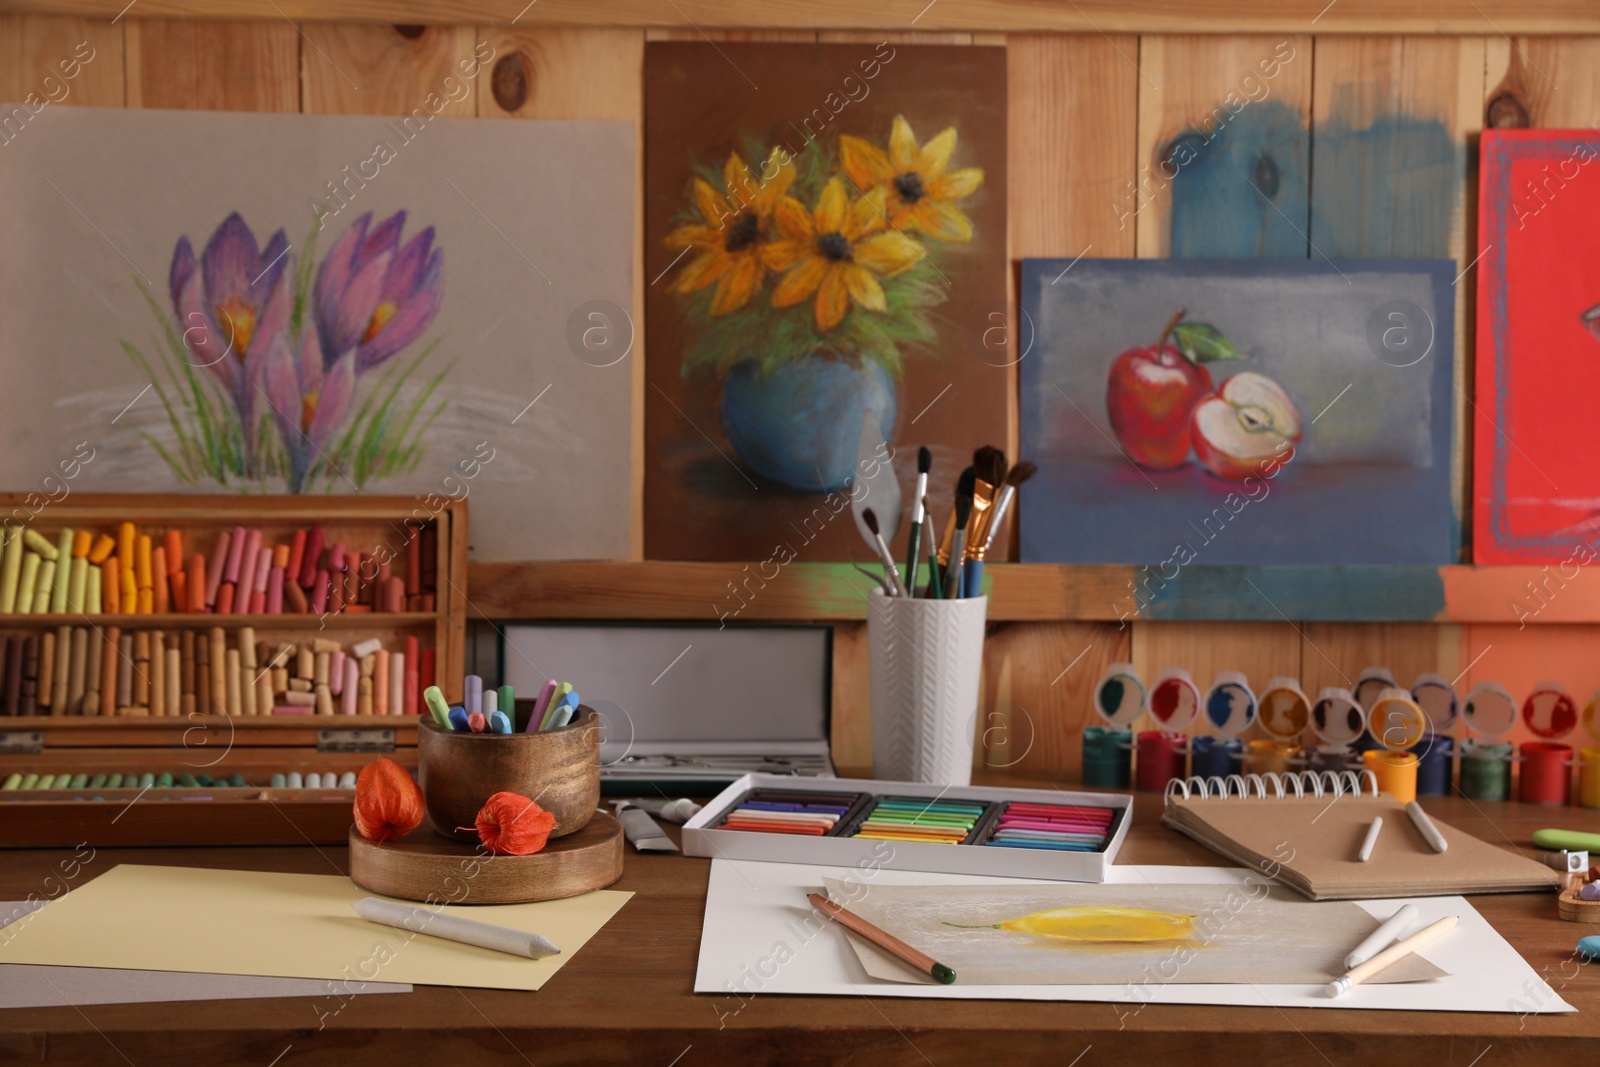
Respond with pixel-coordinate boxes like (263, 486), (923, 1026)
(1020, 258), (1456, 566)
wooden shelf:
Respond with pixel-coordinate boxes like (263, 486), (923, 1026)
(0, 612), (436, 629)
(465, 560), (1600, 624)
(7, 0), (1596, 34)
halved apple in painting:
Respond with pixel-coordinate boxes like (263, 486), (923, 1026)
(1190, 371), (1302, 481)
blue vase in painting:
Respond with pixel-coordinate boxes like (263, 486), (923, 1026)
(718, 356), (897, 492)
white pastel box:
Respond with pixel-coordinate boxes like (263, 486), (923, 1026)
(681, 773), (1133, 882)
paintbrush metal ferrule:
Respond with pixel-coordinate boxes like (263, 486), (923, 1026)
(964, 477), (998, 559)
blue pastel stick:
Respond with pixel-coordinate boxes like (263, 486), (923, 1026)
(464, 675), (483, 715)
(447, 706), (471, 732)
(489, 710), (512, 734)
(546, 704), (575, 729)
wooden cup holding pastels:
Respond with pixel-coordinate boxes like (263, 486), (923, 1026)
(350, 708), (620, 904)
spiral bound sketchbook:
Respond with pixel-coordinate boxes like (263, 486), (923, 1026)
(1160, 774), (1558, 901)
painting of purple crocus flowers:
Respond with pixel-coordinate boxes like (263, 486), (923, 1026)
(136, 209), (445, 493)
(0, 107), (635, 560)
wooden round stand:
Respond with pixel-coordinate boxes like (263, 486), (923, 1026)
(348, 811), (624, 904)
(1557, 881), (1600, 922)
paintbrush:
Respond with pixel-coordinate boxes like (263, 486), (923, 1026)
(961, 446), (1007, 598)
(944, 468), (976, 599)
(903, 446), (932, 599)
(851, 561), (895, 596)
(862, 509), (907, 597)
(967, 460), (1037, 597)
(922, 495), (943, 598)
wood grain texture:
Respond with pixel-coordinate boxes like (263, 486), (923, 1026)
(1485, 37), (1600, 128)
(9, 0), (1600, 33)
(0, 13), (122, 107)
(1299, 622), (1464, 698)
(1134, 34), (1313, 258)
(1130, 621), (1301, 736)
(477, 27), (646, 557)
(829, 620), (869, 768)
(979, 620), (1129, 777)
(299, 22), (482, 115)
(4, 793), (1595, 1065)
(125, 19), (299, 111)
(348, 814), (623, 903)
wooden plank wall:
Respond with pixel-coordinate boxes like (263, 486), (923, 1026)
(4, 15), (1599, 776)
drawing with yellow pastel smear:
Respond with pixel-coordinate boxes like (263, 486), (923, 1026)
(822, 878), (1451, 987)
(941, 906), (1196, 943)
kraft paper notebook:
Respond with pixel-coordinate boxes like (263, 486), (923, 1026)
(1161, 778), (1558, 901)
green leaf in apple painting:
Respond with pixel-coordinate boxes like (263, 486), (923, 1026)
(1172, 322), (1246, 363)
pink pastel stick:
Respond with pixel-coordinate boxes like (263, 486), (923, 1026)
(997, 819), (1107, 833)
(467, 711), (487, 733)
(223, 525), (248, 584)
(329, 651), (346, 695)
(341, 658), (358, 715)
(310, 569), (330, 614)
(233, 530), (261, 612)
(266, 567), (284, 614)
(524, 679), (558, 733)
(299, 526), (325, 587)
(205, 531), (231, 608)
(327, 542), (347, 573)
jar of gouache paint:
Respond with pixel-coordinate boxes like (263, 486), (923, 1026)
(1459, 681), (1518, 801)
(1135, 669), (1201, 791)
(1519, 681), (1578, 805)
(1362, 688), (1428, 802)
(1245, 739), (1300, 777)
(418, 708), (600, 842)
(1192, 672), (1255, 781)
(1084, 664), (1142, 788)
(1409, 734), (1455, 796)
(1406, 673), (1460, 796)
(1190, 735), (1241, 780)
(1306, 686), (1365, 772)
(1580, 747), (1600, 809)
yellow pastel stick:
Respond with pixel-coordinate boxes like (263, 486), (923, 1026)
(67, 556), (88, 613)
(86, 564), (102, 615)
(117, 522), (135, 568)
(135, 535), (153, 590)
(50, 530), (72, 612)
(33, 559), (55, 614)
(24, 529), (57, 560)
(120, 568), (137, 612)
(0, 530), (22, 612)
(87, 534), (116, 565)
(16, 552), (39, 616)
(71, 530), (91, 558)
(137, 588), (153, 614)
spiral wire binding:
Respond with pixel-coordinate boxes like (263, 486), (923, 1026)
(1164, 768), (1379, 805)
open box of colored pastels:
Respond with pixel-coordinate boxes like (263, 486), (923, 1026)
(684, 774), (1132, 883)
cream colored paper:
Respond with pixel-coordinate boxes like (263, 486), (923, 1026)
(0, 865), (631, 992)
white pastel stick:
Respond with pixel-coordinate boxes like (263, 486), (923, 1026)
(1327, 915), (1455, 997)
(1344, 903), (1419, 969)
(352, 897), (560, 959)
(1357, 816), (1383, 862)
(350, 637), (384, 660)
(1405, 801), (1448, 853)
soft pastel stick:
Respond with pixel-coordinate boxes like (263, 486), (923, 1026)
(121, 568), (138, 612)
(286, 529), (307, 584)
(162, 529), (183, 572)
(299, 526), (325, 587)
(525, 679), (558, 732)
(205, 531), (230, 607)
(250, 546), (272, 612)
(464, 674), (483, 715)
(150, 546), (168, 612)
(374, 649), (390, 716)
(223, 524), (248, 583)
(467, 711), (487, 733)
(233, 530), (261, 613)
(89, 533), (116, 565)
(404, 636), (420, 715)
(169, 569), (186, 615)
(311, 569), (330, 614)
(86, 564), (102, 614)
(272, 543), (291, 570)
(540, 683), (574, 730)
(423, 684), (451, 727)
(116, 521), (134, 566)
(135, 534), (153, 590)
(341, 657), (358, 715)
(216, 583), (235, 614)
(329, 651), (346, 695)
(24, 529), (57, 560)
(72, 530), (92, 559)
(67, 556), (88, 612)
(546, 704), (575, 730)
(389, 651), (404, 715)
(33, 559), (54, 614)
(1, 530), (24, 612)
(448, 706), (470, 732)
(50, 530), (72, 612)
(267, 567), (284, 613)
(16, 551), (39, 616)
(327, 541), (347, 573)
(489, 710), (512, 734)
(497, 684), (515, 719)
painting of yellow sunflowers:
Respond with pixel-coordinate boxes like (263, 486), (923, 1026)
(644, 42), (1008, 561)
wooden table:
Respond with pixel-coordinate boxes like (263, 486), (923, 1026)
(0, 791), (1594, 1065)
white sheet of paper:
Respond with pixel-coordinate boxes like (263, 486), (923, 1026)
(695, 860), (1575, 1013)
(0, 900), (410, 1010)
